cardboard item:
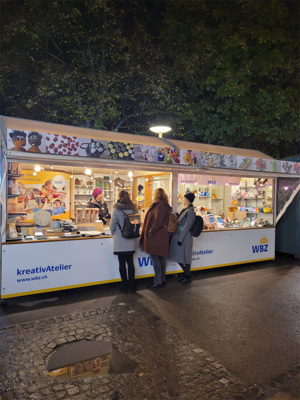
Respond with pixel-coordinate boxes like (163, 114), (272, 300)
(8, 179), (19, 195)
(27, 227), (35, 236)
(91, 208), (99, 222)
(8, 223), (18, 239)
(8, 197), (18, 204)
(84, 208), (91, 223)
(7, 202), (24, 213)
(8, 162), (22, 174)
(77, 222), (104, 232)
(76, 208), (84, 223)
(226, 211), (247, 221)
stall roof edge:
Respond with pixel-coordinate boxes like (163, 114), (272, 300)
(2, 115), (274, 159)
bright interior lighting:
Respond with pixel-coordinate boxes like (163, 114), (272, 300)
(33, 172), (37, 176)
(149, 125), (172, 134)
(145, 178), (149, 182)
(34, 164), (41, 172)
(130, 178), (133, 182)
(128, 171), (133, 178)
(109, 179), (112, 183)
(90, 176), (94, 180)
(50, 165), (53, 169)
(115, 170), (118, 174)
(226, 182), (229, 186)
(85, 168), (92, 176)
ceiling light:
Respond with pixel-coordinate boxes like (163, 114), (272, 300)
(33, 172), (37, 176)
(50, 165), (53, 169)
(34, 164), (41, 172)
(85, 168), (92, 176)
(128, 171), (133, 178)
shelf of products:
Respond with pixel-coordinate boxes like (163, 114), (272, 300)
(230, 180), (273, 216)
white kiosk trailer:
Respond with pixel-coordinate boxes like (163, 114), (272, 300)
(1, 116), (299, 300)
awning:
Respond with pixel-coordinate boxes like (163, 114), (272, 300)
(1, 116), (274, 159)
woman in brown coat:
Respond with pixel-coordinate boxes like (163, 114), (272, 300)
(139, 188), (171, 288)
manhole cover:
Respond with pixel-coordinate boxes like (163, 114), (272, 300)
(47, 340), (136, 379)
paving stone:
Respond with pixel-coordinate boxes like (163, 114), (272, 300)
(0, 302), (299, 400)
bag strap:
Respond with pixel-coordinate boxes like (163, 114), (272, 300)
(162, 204), (172, 230)
(117, 210), (127, 230)
(177, 207), (192, 224)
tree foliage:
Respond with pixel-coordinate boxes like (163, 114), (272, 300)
(0, 0), (299, 158)
(162, 0), (299, 157)
(0, 0), (178, 132)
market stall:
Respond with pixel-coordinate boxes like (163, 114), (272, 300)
(1, 116), (299, 299)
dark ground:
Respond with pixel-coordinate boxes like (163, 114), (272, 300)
(0, 252), (299, 399)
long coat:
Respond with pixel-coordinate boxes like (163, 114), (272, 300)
(110, 202), (139, 255)
(139, 201), (171, 258)
(169, 205), (196, 264)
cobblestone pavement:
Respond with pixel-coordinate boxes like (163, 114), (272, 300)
(0, 294), (299, 400)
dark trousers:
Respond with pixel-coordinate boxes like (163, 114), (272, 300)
(118, 254), (135, 289)
(179, 263), (191, 279)
(150, 254), (166, 285)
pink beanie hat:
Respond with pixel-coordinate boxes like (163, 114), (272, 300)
(92, 188), (103, 198)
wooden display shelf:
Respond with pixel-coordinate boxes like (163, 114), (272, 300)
(8, 173), (24, 178)
(8, 213), (27, 217)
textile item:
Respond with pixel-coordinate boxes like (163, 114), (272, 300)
(92, 188), (103, 198)
(184, 192), (195, 203)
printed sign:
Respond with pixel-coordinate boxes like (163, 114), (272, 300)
(16, 170), (70, 221)
(1, 228), (275, 298)
(6, 129), (299, 175)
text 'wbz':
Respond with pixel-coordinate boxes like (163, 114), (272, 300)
(252, 244), (268, 253)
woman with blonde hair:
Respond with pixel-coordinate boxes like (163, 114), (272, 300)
(139, 188), (172, 288)
(110, 190), (139, 293)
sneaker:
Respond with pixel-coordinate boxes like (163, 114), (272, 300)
(150, 283), (163, 289)
(180, 278), (191, 284)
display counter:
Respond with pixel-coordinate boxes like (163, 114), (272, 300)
(1, 227), (275, 299)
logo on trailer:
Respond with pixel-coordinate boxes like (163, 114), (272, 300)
(252, 237), (269, 253)
(137, 257), (153, 267)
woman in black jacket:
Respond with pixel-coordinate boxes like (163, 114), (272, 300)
(88, 188), (111, 224)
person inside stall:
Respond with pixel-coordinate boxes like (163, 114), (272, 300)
(137, 184), (144, 196)
(88, 188), (111, 224)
